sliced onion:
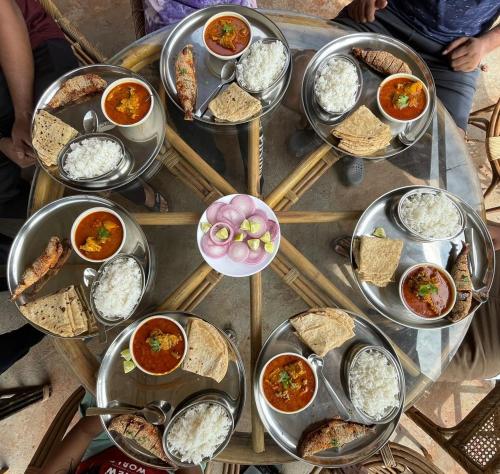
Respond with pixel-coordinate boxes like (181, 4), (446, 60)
(228, 241), (250, 262)
(245, 245), (267, 265)
(206, 202), (225, 225)
(252, 209), (268, 220)
(209, 222), (234, 246)
(217, 204), (245, 227)
(230, 194), (256, 218)
(267, 220), (280, 240)
(246, 214), (267, 238)
(201, 234), (228, 259)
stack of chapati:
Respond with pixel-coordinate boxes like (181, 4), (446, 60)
(291, 307), (355, 357)
(332, 105), (392, 156)
(353, 235), (403, 287)
(32, 110), (78, 167)
(182, 319), (228, 382)
(19, 285), (96, 337)
(209, 83), (262, 123)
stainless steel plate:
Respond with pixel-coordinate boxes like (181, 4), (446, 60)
(351, 185), (495, 329)
(302, 33), (436, 159)
(7, 195), (151, 338)
(33, 64), (166, 192)
(97, 311), (246, 470)
(254, 310), (404, 467)
(160, 5), (291, 126)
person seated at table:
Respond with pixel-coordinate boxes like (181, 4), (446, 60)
(286, 0), (500, 185)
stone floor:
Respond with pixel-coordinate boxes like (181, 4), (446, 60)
(1, 1), (499, 473)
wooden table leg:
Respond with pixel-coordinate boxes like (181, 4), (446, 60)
(132, 212), (200, 225)
(248, 119), (261, 197)
(276, 211), (362, 224)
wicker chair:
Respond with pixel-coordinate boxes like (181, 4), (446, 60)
(468, 97), (500, 216)
(406, 381), (500, 473)
(130, 0), (147, 39)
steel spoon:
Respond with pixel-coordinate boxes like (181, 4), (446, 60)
(196, 61), (236, 117)
(86, 400), (171, 425)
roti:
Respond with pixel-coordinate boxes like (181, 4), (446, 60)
(208, 83), (262, 123)
(290, 307), (355, 357)
(32, 110), (78, 167)
(182, 319), (229, 383)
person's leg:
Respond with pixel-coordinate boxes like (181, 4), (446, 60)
(0, 324), (45, 374)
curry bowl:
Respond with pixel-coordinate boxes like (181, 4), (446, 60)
(202, 11), (253, 61)
(129, 315), (188, 376)
(399, 262), (457, 320)
(259, 352), (318, 415)
(70, 206), (126, 263)
(101, 77), (154, 128)
(377, 73), (429, 124)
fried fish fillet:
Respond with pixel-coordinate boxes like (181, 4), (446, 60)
(352, 48), (412, 75)
(448, 242), (473, 322)
(175, 44), (197, 120)
(298, 418), (373, 457)
(10, 236), (64, 301)
(48, 73), (107, 109)
(109, 414), (168, 462)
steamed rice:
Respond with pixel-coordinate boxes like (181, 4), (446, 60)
(314, 57), (358, 113)
(400, 191), (461, 239)
(166, 403), (231, 464)
(350, 350), (399, 420)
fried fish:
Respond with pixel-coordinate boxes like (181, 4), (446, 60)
(352, 48), (412, 76)
(175, 44), (197, 120)
(299, 418), (373, 457)
(448, 242), (473, 322)
(48, 73), (107, 109)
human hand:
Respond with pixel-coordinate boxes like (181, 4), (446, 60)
(346, 0), (388, 23)
(0, 136), (35, 168)
(11, 114), (35, 161)
(443, 36), (490, 72)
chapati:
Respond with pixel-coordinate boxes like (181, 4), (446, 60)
(208, 83), (262, 123)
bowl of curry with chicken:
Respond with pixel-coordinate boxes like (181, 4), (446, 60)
(377, 73), (429, 123)
(130, 315), (188, 376)
(71, 207), (126, 263)
(101, 77), (154, 127)
(259, 352), (318, 415)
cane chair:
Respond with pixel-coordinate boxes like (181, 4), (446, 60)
(130, 0), (147, 39)
(406, 381), (500, 473)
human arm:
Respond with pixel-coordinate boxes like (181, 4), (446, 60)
(0, 0), (35, 167)
(346, 0), (388, 23)
(443, 25), (500, 72)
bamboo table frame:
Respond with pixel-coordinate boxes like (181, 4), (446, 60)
(27, 10), (485, 466)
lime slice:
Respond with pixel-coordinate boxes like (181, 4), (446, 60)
(260, 231), (271, 243)
(234, 232), (245, 242)
(264, 242), (275, 253)
(123, 360), (135, 374)
(215, 227), (229, 240)
(372, 227), (386, 238)
(240, 219), (250, 231)
(200, 222), (212, 233)
(120, 348), (132, 361)
(248, 239), (260, 250)
(249, 221), (261, 234)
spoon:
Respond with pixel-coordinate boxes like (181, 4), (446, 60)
(307, 354), (353, 421)
(196, 61), (236, 117)
(82, 109), (115, 133)
(86, 400), (171, 426)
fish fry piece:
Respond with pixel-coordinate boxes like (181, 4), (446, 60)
(175, 44), (197, 120)
(48, 73), (107, 109)
(352, 48), (412, 75)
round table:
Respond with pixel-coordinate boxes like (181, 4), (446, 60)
(29, 10), (484, 465)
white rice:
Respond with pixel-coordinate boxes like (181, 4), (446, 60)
(350, 350), (399, 421)
(166, 403), (232, 465)
(63, 137), (123, 179)
(237, 40), (287, 91)
(400, 191), (461, 239)
(314, 57), (359, 113)
(93, 257), (142, 320)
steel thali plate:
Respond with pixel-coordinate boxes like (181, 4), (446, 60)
(160, 5), (291, 126)
(302, 33), (436, 159)
(33, 64), (166, 192)
(254, 311), (404, 467)
(97, 311), (246, 470)
(7, 195), (151, 338)
(351, 185), (496, 329)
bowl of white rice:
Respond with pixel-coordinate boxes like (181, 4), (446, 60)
(163, 399), (234, 466)
(90, 253), (145, 325)
(236, 39), (290, 94)
(314, 54), (362, 115)
(397, 188), (465, 241)
(346, 345), (404, 424)
(58, 133), (126, 183)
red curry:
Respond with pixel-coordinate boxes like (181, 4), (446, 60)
(75, 211), (123, 260)
(132, 318), (185, 374)
(204, 16), (250, 56)
(104, 81), (151, 125)
(402, 265), (453, 318)
(379, 77), (427, 121)
(262, 354), (316, 413)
